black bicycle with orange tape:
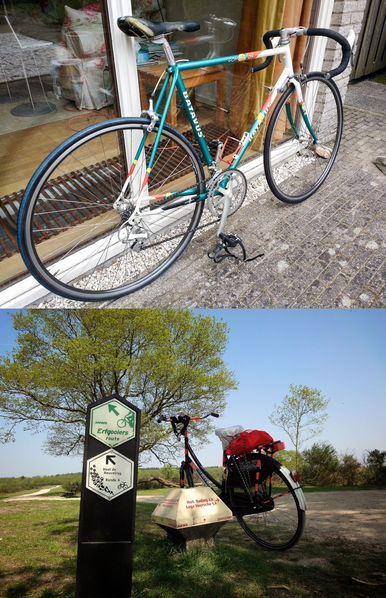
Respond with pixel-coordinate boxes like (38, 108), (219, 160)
(157, 412), (306, 550)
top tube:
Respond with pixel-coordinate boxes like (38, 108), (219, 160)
(176, 45), (289, 71)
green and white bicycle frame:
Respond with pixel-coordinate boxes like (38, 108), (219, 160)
(118, 32), (315, 241)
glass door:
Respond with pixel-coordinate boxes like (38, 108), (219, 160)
(0, 0), (117, 290)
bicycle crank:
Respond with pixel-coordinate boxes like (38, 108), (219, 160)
(207, 168), (247, 218)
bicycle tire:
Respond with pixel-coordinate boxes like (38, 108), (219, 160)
(228, 454), (305, 550)
(264, 73), (343, 204)
(18, 117), (205, 302)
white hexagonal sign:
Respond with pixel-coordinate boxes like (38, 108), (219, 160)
(86, 449), (134, 501)
(90, 398), (136, 448)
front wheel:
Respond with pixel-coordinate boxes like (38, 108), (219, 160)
(228, 454), (306, 550)
(17, 118), (205, 302)
(264, 74), (343, 204)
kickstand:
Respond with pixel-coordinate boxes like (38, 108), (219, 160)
(208, 233), (264, 264)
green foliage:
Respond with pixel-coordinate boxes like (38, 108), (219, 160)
(159, 464), (179, 483)
(62, 475), (82, 496)
(269, 384), (329, 468)
(363, 449), (386, 484)
(338, 453), (362, 486)
(277, 449), (304, 472)
(0, 310), (237, 462)
(301, 442), (340, 486)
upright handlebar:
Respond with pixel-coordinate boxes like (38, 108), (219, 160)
(250, 27), (353, 79)
(157, 412), (219, 423)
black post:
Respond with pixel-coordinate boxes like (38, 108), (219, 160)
(76, 394), (141, 598)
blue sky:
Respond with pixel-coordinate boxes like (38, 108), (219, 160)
(0, 309), (385, 477)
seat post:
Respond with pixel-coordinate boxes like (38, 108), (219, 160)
(153, 35), (176, 66)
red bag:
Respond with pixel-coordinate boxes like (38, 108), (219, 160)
(226, 429), (274, 456)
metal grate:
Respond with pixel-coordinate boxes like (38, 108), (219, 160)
(0, 123), (238, 263)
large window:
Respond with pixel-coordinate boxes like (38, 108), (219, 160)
(0, 0), (116, 289)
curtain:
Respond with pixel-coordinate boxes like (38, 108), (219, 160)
(270, 0), (313, 143)
(228, 0), (286, 139)
(228, 0), (313, 148)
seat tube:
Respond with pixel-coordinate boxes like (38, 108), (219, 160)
(143, 69), (179, 186)
(174, 71), (213, 166)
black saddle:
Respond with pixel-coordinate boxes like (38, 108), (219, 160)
(117, 16), (200, 39)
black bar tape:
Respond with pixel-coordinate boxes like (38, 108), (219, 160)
(250, 27), (351, 79)
(250, 29), (280, 73)
(305, 28), (351, 78)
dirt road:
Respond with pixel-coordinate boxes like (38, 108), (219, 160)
(302, 489), (386, 544)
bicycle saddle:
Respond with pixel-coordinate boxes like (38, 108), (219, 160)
(117, 16), (200, 39)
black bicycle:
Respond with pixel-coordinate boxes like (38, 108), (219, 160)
(158, 412), (306, 550)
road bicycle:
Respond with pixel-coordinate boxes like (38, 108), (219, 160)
(157, 412), (307, 550)
(17, 16), (354, 302)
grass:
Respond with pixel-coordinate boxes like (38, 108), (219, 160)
(1, 495), (386, 598)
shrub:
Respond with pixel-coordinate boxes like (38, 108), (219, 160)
(301, 442), (339, 486)
(159, 464), (179, 483)
(363, 449), (386, 484)
(338, 453), (362, 486)
(62, 477), (82, 496)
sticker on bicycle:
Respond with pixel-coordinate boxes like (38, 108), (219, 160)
(90, 399), (136, 448)
(86, 448), (134, 501)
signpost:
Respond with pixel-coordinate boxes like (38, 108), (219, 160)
(76, 394), (141, 598)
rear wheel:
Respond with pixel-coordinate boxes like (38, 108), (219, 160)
(264, 74), (343, 204)
(228, 454), (305, 549)
(18, 118), (205, 302)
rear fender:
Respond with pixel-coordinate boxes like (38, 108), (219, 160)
(262, 455), (307, 511)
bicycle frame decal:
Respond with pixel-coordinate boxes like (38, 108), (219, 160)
(182, 91), (203, 137)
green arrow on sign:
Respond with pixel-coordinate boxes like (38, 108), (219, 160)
(108, 404), (119, 416)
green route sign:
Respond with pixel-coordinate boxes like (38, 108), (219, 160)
(90, 398), (136, 448)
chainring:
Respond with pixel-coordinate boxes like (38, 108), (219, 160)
(207, 168), (247, 218)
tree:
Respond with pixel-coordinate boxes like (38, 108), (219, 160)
(363, 449), (386, 484)
(338, 453), (362, 486)
(301, 442), (339, 486)
(268, 384), (329, 468)
(276, 449), (304, 472)
(0, 310), (237, 463)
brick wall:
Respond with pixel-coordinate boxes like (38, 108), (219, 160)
(322, 0), (367, 103)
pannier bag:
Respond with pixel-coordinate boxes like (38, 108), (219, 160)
(226, 429), (274, 456)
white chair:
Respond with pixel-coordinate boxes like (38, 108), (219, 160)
(0, 9), (55, 116)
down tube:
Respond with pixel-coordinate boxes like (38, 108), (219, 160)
(174, 70), (213, 167)
(232, 86), (280, 169)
